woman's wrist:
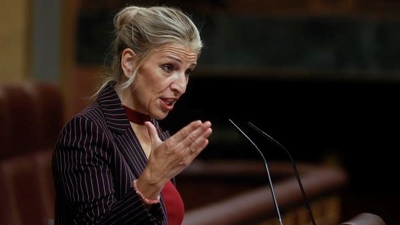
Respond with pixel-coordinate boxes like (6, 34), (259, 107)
(132, 179), (161, 205)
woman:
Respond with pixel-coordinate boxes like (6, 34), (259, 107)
(52, 5), (212, 225)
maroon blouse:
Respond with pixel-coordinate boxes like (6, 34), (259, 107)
(162, 180), (185, 225)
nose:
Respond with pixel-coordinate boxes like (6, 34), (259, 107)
(170, 72), (187, 95)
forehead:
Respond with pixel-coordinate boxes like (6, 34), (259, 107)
(152, 43), (198, 62)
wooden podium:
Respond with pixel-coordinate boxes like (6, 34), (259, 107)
(178, 160), (348, 225)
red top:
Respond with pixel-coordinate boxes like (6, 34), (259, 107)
(162, 180), (185, 225)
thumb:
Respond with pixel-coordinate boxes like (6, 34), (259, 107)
(144, 121), (162, 148)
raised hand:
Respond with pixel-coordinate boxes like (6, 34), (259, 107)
(136, 120), (212, 198)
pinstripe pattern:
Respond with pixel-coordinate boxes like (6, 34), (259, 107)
(52, 83), (172, 225)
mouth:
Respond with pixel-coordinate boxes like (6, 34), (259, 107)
(163, 97), (176, 105)
(161, 97), (177, 110)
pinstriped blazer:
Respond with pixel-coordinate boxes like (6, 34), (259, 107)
(52, 83), (171, 225)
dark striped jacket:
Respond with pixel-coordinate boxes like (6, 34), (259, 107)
(52, 83), (171, 225)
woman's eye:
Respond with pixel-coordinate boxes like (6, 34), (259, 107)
(185, 69), (192, 77)
(162, 64), (173, 72)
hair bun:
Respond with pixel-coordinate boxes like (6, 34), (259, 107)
(114, 6), (142, 31)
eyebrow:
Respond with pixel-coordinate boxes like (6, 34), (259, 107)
(166, 55), (182, 63)
(166, 55), (197, 68)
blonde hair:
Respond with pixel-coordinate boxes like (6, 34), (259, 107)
(93, 5), (203, 97)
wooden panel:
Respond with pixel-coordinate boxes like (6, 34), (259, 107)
(181, 160), (348, 225)
(227, 0), (310, 16)
(309, 0), (355, 15)
(0, 0), (31, 82)
(356, 0), (400, 17)
(64, 66), (102, 120)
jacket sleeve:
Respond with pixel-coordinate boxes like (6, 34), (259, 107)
(53, 115), (164, 225)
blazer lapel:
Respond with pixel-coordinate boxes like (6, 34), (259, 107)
(97, 83), (148, 178)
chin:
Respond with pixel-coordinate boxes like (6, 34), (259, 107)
(154, 112), (169, 120)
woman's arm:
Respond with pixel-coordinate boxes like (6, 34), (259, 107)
(52, 115), (164, 225)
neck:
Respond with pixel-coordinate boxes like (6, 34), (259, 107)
(122, 105), (151, 125)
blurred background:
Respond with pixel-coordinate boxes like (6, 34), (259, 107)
(1, 0), (399, 224)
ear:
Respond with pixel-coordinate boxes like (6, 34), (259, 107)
(121, 48), (136, 78)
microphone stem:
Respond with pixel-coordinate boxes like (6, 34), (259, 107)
(248, 122), (317, 225)
(290, 160), (317, 225)
(229, 119), (284, 225)
(261, 156), (284, 225)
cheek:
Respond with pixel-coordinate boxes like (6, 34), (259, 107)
(146, 78), (170, 94)
(138, 70), (161, 90)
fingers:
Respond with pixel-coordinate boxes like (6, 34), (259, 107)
(187, 123), (212, 154)
(144, 121), (212, 183)
(189, 138), (209, 154)
(171, 120), (208, 141)
(172, 120), (212, 155)
(175, 120), (203, 142)
(145, 120), (212, 157)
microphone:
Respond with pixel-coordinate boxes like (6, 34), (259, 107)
(228, 119), (283, 225)
(247, 122), (317, 225)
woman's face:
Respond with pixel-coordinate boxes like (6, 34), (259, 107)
(132, 43), (198, 120)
